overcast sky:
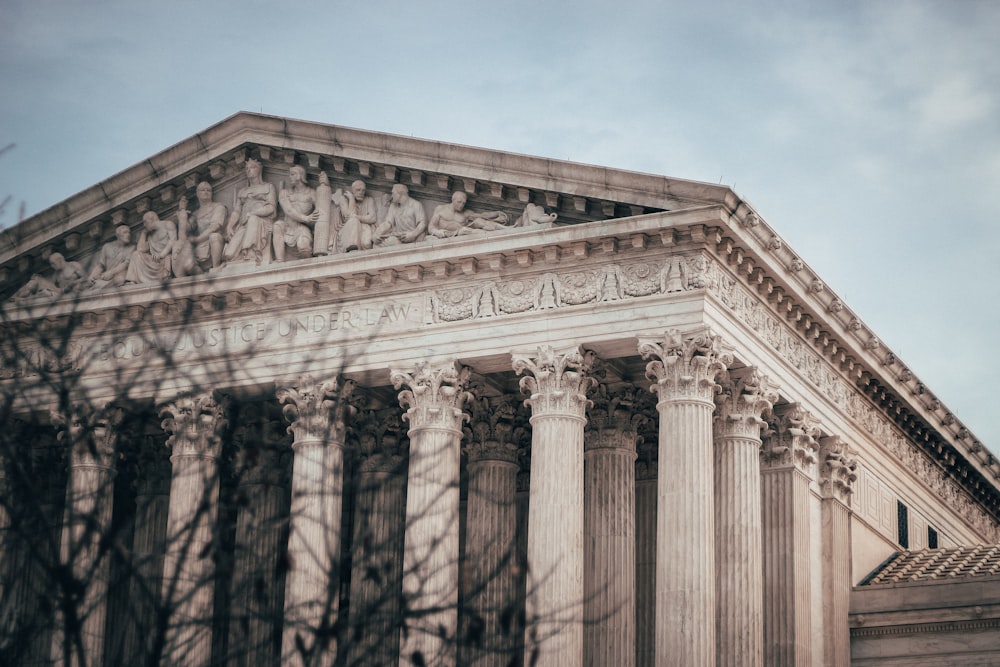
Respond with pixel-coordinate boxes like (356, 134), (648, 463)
(1, 0), (997, 449)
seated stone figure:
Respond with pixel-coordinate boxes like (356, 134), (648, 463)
(514, 202), (558, 227)
(336, 180), (378, 252)
(125, 211), (176, 284)
(173, 182), (226, 277)
(86, 224), (135, 290)
(273, 165), (318, 262)
(224, 157), (276, 265)
(374, 184), (427, 246)
(13, 252), (86, 301)
(428, 191), (510, 238)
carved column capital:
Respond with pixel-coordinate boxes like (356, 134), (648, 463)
(160, 392), (229, 460)
(760, 403), (820, 474)
(232, 403), (290, 487)
(463, 395), (524, 464)
(512, 344), (596, 419)
(586, 382), (647, 454)
(355, 407), (407, 474)
(639, 327), (733, 405)
(276, 375), (355, 445)
(51, 402), (124, 471)
(391, 360), (472, 432)
(714, 368), (779, 441)
(819, 435), (858, 503)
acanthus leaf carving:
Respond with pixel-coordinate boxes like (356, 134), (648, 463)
(512, 345), (596, 418)
(390, 360), (472, 432)
(819, 435), (857, 502)
(276, 375), (355, 445)
(638, 327), (733, 404)
(761, 403), (820, 474)
(714, 367), (779, 441)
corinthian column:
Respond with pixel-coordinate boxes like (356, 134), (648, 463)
(462, 395), (523, 667)
(391, 361), (472, 666)
(228, 406), (290, 667)
(713, 368), (778, 667)
(638, 328), (731, 666)
(278, 377), (355, 667)
(583, 382), (642, 667)
(160, 392), (229, 667)
(512, 345), (595, 667)
(348, 408), (407, 665)
(760, 403), (820, 666)
(634, 436), (657, 667)
(818, 435), (856, 667)
(49, 403), (122, 667)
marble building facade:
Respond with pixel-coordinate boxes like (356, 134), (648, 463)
(0, 113), (997, 666)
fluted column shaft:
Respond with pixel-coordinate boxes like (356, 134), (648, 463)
(634, 473), (656, 667)
(228, 435), (288, 667)
(513, 346), (594, 667)
(160, 394), (228, 667)
(124, 438), (171, 666)
(464, 426), (520, 667)
(50, 406), (121, 667)
(279, 378), (354, 667)
(392, 362), (471, 667)
(348, 457), (407, 665)
(713, 369), (776, 667)
(639, 328), (731, 666)
(760, 405), (819, 667)
(819, 436), (856, 667)
(583, 428), (636, 667)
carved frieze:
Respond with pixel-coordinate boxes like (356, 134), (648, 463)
(706, 260), (999, 540)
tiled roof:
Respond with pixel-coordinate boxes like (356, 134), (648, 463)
(860, 544), (1000, 586)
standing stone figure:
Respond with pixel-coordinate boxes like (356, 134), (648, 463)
(13, 252), (86, 301)
(336, 179), (378, 252)
(172, 182), (226, 276)
(374, 184), (427, 246)
(273, 165), (318, 262)
(86, 224), (135, 290)
(224, 157), (277, 265)
(125, 211), (176, 284)
(428, 191), (510, 238)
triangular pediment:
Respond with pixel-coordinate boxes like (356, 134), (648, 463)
(0, 111), (737, 301)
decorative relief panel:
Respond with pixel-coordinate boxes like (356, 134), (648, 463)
(705, 260), (1000, 541)
(429, 253), (710, 324)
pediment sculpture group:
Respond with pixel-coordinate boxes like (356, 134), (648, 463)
(11, 157), (559, 303)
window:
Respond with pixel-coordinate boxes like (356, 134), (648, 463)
(927, 526), (939, 549)
(897, 500), (909, 549)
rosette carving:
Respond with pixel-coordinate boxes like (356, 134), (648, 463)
(638, 327), (733, 404)
(390, 360), (472, 431)
(160, 392), (229, 459)
(714, 367), (779, 441)
(819, 435), (857, 502)
(760, 403), (820, 473)
(276, 376), (355, 444)
(512, 345), (596, 418)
